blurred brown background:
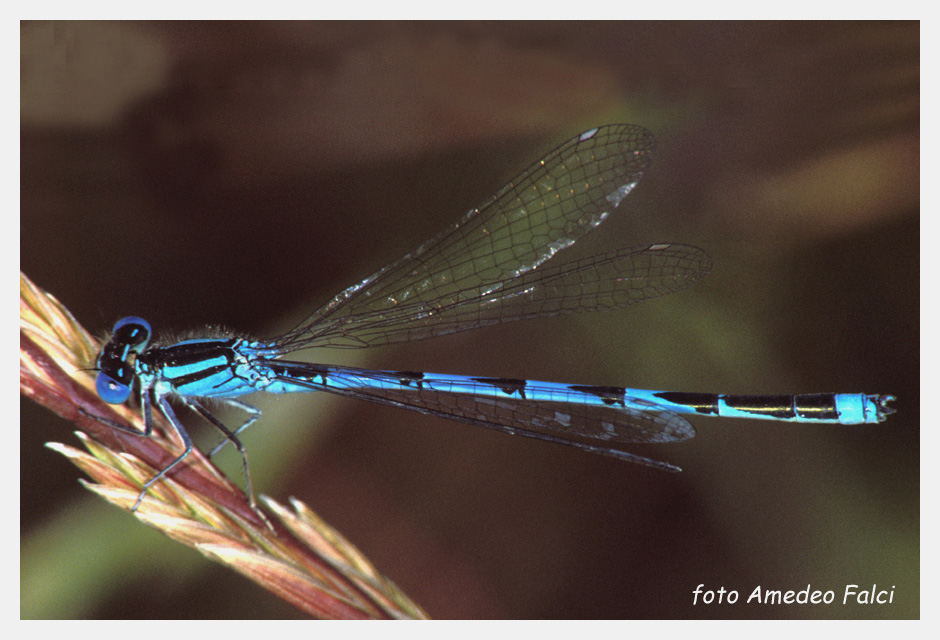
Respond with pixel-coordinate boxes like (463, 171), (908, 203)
(21, 21), (918, 619)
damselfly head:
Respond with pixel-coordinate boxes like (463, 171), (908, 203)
(108, 317), (152, 353)
(94, 317), (153, 404)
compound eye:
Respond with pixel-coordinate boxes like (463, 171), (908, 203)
(96, 371), (132, 404)
(111, 316), (152, 352)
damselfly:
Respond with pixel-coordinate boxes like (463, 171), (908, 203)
(93, 124), (895, 510)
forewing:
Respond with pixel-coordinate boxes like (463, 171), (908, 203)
(272, 125), (670, 350)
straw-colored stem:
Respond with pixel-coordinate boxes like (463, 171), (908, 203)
(20, 272), (428, 620)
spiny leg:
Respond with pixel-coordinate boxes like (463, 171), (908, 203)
(181, 397), (260, 508)
(131, 392), (195, 511)
(79, 394), (189, 511)
(203, 399), (262, 458)
(77, 405), (154, 438)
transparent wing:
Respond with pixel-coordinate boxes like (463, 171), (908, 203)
(265, 361), (695, 470)
(285, 243), (709, 348)
(270, 125), (708, 351)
